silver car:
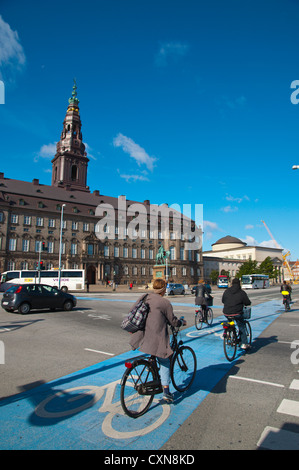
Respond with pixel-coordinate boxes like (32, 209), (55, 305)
(166, 283), (185, 295)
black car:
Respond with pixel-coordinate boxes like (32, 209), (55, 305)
(1, 284), (77, 314)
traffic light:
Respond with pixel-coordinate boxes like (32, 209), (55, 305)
(39, 261), (45, 270)
(42, 242), (48, 252)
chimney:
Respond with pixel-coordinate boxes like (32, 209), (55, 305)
(32, 178), (39, 185)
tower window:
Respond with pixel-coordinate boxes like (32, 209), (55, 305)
(71, 165), (78, 181)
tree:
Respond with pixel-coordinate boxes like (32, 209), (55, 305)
(210, 270), (219, 285)
(259, 256), (275, 279)
(236, 260), (259, 278)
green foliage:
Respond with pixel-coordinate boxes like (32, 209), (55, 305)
(236, 260), (259, 278)
(236, 256), (276, 279)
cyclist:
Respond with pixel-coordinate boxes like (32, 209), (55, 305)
(129, 278), (186, 403)
(194, 279), (211, 320)
(222, 278), (251, 350)
(280, 280), (292, 299)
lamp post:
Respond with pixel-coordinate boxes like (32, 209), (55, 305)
(58, 204), (66, 289)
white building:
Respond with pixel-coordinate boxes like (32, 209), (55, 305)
(203, 235), (283, 282)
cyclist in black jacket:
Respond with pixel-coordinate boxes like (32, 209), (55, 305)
(222, 278), (251, 350)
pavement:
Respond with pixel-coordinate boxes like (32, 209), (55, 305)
(0, 296), (290, 451)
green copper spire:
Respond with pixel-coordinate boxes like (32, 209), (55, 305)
(68, 78), (79, 106)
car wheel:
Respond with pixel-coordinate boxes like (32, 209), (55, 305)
(18, 302), (30, 315)
(63, 300), (73, 311)
(181, 290), (185, 295)
(169, 290), (174, 295)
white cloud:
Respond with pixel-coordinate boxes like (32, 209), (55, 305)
(203, 220), (222, 240)
(226, 194), (250, 204)
(118, 173), (150, 183)
(155, 41), (189, 66)
(245, 224), (254, 230)
(241, 235), (258, 245)
(0, 16), (26, 82)
(113, 133), (156, 172)
(258, 239), (283, 249)
(34, 142), (57, 162)
(221, 205), (238, 213)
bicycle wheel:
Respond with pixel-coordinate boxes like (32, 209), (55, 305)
(245, 321), (252, 345)
(195, 309), (203, 330)
(120, 359), (157, 418)
(223, 328), (237, 362)
(170, 346), (197, 392)
(206, 308), (213, 326)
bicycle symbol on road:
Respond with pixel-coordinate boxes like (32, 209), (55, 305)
(34, 379), (170, 439)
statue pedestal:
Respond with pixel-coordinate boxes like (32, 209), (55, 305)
(152, 264), (166, 281)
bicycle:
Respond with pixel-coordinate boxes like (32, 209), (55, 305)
(195, 305), (213, 330)
(281, 291), (291, 311)
(222, 316), (252, 362)
(120, 319), (197, 418)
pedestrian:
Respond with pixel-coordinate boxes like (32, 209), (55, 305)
(129, 278), (186, 402)
(222, 278), (251, 350)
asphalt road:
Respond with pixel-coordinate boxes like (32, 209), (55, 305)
(1, 285), (299, 450)
(0, 285), (295, 400)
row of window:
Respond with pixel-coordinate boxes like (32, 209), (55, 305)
(6, 238), (200, 261)
(8, 214), (89, 231)
(5, 260), (201, 278)
(4, 214), (198, 241)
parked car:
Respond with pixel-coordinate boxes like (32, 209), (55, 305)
(0, 282), (17, 292)
(1, 284), (77, 314)
(166, 283), (185, 295)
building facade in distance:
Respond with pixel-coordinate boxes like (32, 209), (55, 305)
(0, 84), (202, 286)
(203, 235), (284, 282)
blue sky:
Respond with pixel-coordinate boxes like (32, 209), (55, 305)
(1, 0), (299, 259)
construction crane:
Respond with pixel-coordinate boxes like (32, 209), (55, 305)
(261, 220), (299, 284)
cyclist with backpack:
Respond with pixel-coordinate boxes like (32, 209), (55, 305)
(222, 278), (251, 350)
(129, 278), (186, 403)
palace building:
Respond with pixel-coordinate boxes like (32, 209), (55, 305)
(0, 83), (202, 286)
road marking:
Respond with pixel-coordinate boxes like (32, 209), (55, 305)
(277, 399), (299, 418)
(229, 375), (285, 388)
(289, 379), (299, 390)
(84, 348), (115, 356)
(257, 426), (299, 450)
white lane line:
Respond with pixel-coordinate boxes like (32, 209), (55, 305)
(229, 375), (285, 388)
(257, 426), (299, 450)
(84, 348), (115, 356)
(277, 399), (299, 418)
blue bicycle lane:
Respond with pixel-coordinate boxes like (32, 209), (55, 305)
(0, 299), (282, 450)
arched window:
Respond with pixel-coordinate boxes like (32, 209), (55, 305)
(71, 165), (78, 181)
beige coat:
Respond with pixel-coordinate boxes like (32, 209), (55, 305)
(129, 292), (181, 358)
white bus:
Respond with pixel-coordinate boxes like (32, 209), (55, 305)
(0, 269), (85, 292)
(241, 274), (270, 289)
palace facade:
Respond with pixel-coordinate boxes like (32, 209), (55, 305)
(0, 84), (202, 286)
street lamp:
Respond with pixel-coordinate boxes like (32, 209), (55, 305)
(58, 204), (66, 289)
(292, 165), (299, 170)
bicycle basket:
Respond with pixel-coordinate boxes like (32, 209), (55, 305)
(243, 306), (251, 319)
